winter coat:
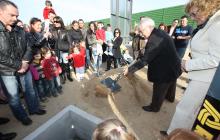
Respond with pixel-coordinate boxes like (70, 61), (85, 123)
(0, 22), (32, 76)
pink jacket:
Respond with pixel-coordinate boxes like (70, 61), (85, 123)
(29, 64), (40, 81)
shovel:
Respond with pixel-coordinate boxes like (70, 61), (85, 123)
(100, 72), (123, 92)
(100, 59), (138, 92)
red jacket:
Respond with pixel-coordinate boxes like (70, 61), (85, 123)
(96, 29), (106, 42)
(42, 57), (62, 80)
(67, 47), (85, 68)
(43, 7), (56, 19)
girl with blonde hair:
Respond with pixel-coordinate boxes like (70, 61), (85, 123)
(92, 119), (136, 140)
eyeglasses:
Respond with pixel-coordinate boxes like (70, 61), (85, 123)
(189, 12), (197, 18)
(54, 21), (60, 23)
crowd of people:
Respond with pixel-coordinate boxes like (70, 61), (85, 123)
(0, 0), (220, 139)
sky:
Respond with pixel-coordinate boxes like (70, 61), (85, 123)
(11, 0), (188, 24)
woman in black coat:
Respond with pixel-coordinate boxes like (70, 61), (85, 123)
(106, 28), (123, 70)
(51, 16), (73, 83)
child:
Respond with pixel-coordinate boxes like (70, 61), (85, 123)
(123, 50), (133, 64)
(104, 24), (114, 57)
(105, 24), (114, 44)
(41, 47), (62, 97)
(92, 119), (137, 140)
(92, 40), (103, 76)
(67, 43), (86, 81)
(43, 0), (56, 20)
(30, 49), (49, 101)
(43, 0), (56, 32)
(96, 22), (106, 43)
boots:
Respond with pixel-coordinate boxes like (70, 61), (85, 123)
(66, 72), (73, 82)
(64, 63), (73, 82)
(60, 74), (66, 84)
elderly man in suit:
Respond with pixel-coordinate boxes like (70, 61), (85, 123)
(124, 17), (182, 112)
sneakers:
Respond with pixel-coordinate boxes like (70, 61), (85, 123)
(20, 117), (32, 126)
(0, 117), (10, 125)
(30, 109), (46, 115)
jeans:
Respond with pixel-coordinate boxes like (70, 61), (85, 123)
(86, 48), (92, 67)
(176, 47), (187, 58)
(19, 70), (40, 114)
(34, 78), (48, 99)
(47, 76), (59, 96)
(92, 54), (102, 73)
(75, 66), (85, 80)
(0, 75), (28, 121)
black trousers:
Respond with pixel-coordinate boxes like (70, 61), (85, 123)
(106, 55), (119, 70)
(150, 80), (177, 111)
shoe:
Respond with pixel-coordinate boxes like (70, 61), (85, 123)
(39, 104), (46, 109)
(142, 105), (159, 112)
(52, 93), (58, 97)
(160, 130), (168, 136)
(30, 109), (46, 115)
(0, 117), (10, 125)
(46, 93), (51, 98)
(0, 99), (8, 104)
(60, 74), (66, 84)
(105, 69), (110, 71)
(57, 86), (63, 94)
(67, 75), (73, 82)
(40, 97), (48, 103)
(0, 132), (17, 140)
(20, 117), (32, 126)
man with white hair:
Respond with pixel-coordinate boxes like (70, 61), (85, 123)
(124, 17), (182, 112)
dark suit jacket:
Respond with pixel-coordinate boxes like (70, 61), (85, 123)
(128, 28), (182, 83)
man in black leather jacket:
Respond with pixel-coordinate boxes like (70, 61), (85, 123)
(0, 0), (45, 126)
(124, 17), (182, 112)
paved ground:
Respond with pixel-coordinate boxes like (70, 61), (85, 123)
(0, 64), (188, 140)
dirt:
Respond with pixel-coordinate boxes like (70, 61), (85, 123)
(0, 67), (186, 140)
(79, 68), (182, 140)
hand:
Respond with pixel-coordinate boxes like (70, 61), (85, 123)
(17, 61), (29, 73)
(43, 32), (49, 39)
(177, 36), (183, 40)
(44, 31), (51, 39)
(97, 39), (103, 45)
(123, 67), (129, 76)
(47, 32), (52, 38)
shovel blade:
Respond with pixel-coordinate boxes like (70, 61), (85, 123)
(101, 77), (121, 92)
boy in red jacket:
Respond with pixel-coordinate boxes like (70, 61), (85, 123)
(41, 47), (62, 97)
